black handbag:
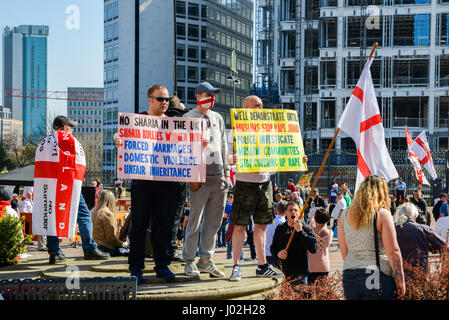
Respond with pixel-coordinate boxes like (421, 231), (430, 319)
(373, 211), (383, 298)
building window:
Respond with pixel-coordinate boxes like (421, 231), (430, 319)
(177, 23), (186, 39)
(201, 5), (207, 20)
(177, 86), (186, 103)
(187, 67), (198, 82)
(177, 44), (186, 60)
(176, 1), (185, 18)
(187, 46), (199, 62)
(188, 3), (199, 20)
(187, 87), (196, 104)
(176, 66), (186, 82)
(188, 24), (199, 40)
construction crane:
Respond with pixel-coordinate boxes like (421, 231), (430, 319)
(6, 88), (104, 102)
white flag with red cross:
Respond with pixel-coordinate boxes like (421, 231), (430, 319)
(338, 57), (398, 193)
(32, 130), (86, 238)
(405, 127), (430, 185)
(409, 131), (437, 180)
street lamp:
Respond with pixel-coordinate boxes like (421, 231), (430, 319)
(227, 74), (240, 108)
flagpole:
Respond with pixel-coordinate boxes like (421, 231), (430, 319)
(284, 43), (378, 252)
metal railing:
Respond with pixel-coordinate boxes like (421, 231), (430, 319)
(393, 117), (427, 128)
(281, 85), (296, 95)
(320, 119), (336, 128)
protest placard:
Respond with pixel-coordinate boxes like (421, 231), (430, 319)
(297, 172), (314, 186)
(117, 113), (206, 182)
(230, 109), (307, 173)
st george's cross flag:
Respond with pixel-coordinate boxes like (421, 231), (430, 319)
(405, 127), (430, 185)
(338, 57), (398, 193)
(32, 130), (86, 238)
(229, 165), (237, 188)
(409, 131), (437, 180)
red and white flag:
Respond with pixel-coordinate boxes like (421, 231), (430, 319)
(405, 127), (430, 185)
(338, 58), (398, 193)
(32, 130), (86, 238)
(409, 131), (437, 180)
(229, 165), (237, 188)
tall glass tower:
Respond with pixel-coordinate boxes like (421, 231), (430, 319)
(3, 25), (49, 143)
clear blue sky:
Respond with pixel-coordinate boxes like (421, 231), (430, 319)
(0, 0), (103, 118)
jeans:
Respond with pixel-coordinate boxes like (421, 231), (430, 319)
(98, 245), (129, 257)
(226, 239), (243, 260)
(216, 219), (228, 247)
(128, 179), (182, 269)
(47, 193), (96, 255)
(343, 268), (396, 300)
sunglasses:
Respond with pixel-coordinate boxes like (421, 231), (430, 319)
(150, 96), (170, 102)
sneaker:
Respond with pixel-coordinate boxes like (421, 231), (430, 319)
(184, 260), (200, 277)
(155, 265), (175, 281)
(196, 260), (225, 278)
(256, 264), (284, 278)
(49, 252), (66, 264)
(84, 248), (110, 260)
(170, 253), (185, 263)
(130, 267), (143, 285)
(229, 265), (242, 281)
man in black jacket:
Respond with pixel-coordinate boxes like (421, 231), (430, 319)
(409, 189), (429, 225)
(270, 201), (318, 286)
(165, 95), (189, 262)
(433, 193), (447, 223)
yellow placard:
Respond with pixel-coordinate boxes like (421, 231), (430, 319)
(230, 109), (308, 173)
(298, 172), (314, 186)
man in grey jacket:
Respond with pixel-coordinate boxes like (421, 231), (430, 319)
(182, 82), (230, 278)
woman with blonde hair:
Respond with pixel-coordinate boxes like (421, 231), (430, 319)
(394, 202), (445, 273)
(338, 175), (405, 299)
(92, 190), (129, 256)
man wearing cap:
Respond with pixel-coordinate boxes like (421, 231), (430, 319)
(45, 116), (109, 264)
(328, 183), (339, 217)
(181, 82), (230, 278)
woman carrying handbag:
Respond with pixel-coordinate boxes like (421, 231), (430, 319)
(338, 175), (406, 300)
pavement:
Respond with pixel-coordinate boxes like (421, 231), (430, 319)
(0, 236), (344, 300)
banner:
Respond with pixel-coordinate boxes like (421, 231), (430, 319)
(117, 113), (206, 182)
(33, 130), (86, 238)
(230, 109), (307, 173)
(297, 172), (314, 186)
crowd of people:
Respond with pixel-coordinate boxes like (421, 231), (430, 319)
(2, 81), (448, 301)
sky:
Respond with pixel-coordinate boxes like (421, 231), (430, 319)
(0, 0), (103, 118)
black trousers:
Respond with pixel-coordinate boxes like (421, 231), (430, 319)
(128, 179), (182, 270)
(170, 182), (188, 256)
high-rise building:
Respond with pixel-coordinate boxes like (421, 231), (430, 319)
(175, 0), (254, 126)
(0, 106), (23, 148)
(2, 25), (49, 143)
(255, 0), (449, 153)
(67, 87), (104, 172)
(102, 0), (254, 183)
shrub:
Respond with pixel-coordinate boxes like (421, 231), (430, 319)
(400, 248), (449, 300)
(268, 271), (345, 300)
(0, 214), (32, 267)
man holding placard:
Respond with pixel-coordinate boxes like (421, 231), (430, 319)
(115, 84), (187, 283)
(182, 82), (230, 278)
(229, 96), (308, 281)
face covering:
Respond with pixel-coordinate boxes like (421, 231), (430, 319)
(197, 95), (215, 110)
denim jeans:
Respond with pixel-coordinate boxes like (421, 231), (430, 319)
(47, 193), (96, 255)
(343, 268), (396, 300)
(216, 220), (228, 247)
(226, 239), (243, 260)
